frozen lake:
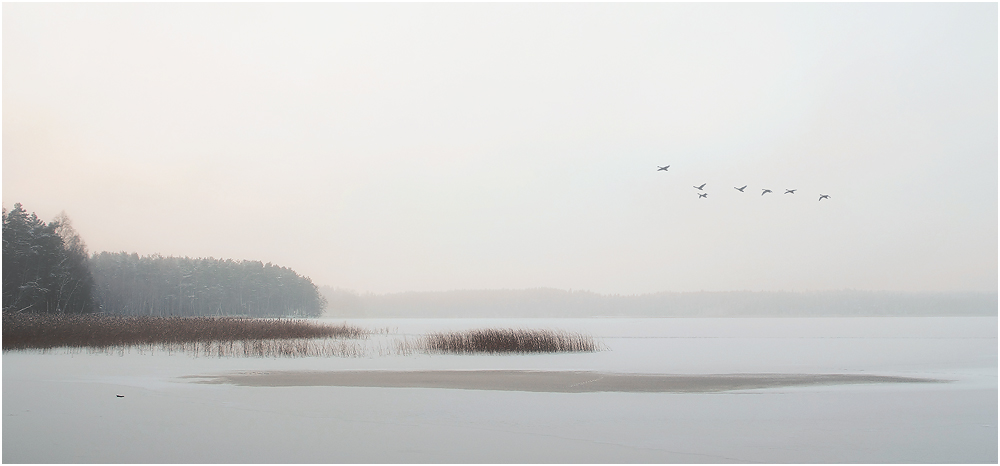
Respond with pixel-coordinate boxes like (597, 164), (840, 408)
(3, 317), (997, 463)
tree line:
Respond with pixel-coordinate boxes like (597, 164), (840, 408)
(90, 252), (325, 317)
(320, 286), (999, 318)
(3, 203), (326, 317)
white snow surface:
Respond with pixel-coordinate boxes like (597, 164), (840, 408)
(3, 317), (997, 463)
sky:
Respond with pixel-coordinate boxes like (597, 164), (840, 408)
(3, 3), (997, 294)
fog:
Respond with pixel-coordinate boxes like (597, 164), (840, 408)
(3, 3), (997, 294)
(320, 287), (998, 318)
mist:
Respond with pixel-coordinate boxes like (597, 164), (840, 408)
(4, 6), (998, 464)
(3, 3), (997, 295)
(320, 287), (998, 318)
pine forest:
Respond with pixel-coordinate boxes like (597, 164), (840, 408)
(3, 203), (326, 317)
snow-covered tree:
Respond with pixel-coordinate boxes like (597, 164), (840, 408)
(2, 204), (96, 313)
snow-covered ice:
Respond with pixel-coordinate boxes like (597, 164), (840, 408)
(3, 317), (996, 463)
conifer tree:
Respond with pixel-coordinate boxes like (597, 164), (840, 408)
(2, 204), (96, 313)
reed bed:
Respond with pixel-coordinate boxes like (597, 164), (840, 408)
(423, 328), (598, 354)
(2, 312), (366, 352)
(84, 339), (371, 358)
(4, 313), (601, 357)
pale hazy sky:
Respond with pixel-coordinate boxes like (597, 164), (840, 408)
(3, 3), (997, 294)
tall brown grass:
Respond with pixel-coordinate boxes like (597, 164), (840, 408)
(423, 328), (598, 354)
(2, 312), (366, 352)
(4, 314), (601, 357)
(90, 339), (372, 358)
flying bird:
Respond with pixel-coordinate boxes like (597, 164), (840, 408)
(761, 189), (772, 196)
(784, 189), (796, 194)
(735, 185), (747, 192)
(657, 165), (670, 171)
(819, 194), (830, 201)
(698, 193), (708, 198)
(694, 183), (706, 190)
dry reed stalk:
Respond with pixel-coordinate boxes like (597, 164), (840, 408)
(2, 312), (367, 351)
(5, 313), (603, 358)
(82, 339), (372, 358)
(422, 328), (598, 354)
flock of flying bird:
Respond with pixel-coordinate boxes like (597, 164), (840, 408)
(656, 165), (831, 201)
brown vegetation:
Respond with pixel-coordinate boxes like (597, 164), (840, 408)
(2, 312), (366, 351)
(109, 339), (371, 358)
(3, 314), (600, 358)
(423, 328), (598, 354)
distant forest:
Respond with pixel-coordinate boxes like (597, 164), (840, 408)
(3, 204), (326, 317)
(90, 253), (326, 317)
(320, 287), (998, 318)
(6, 204), (995, 320)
